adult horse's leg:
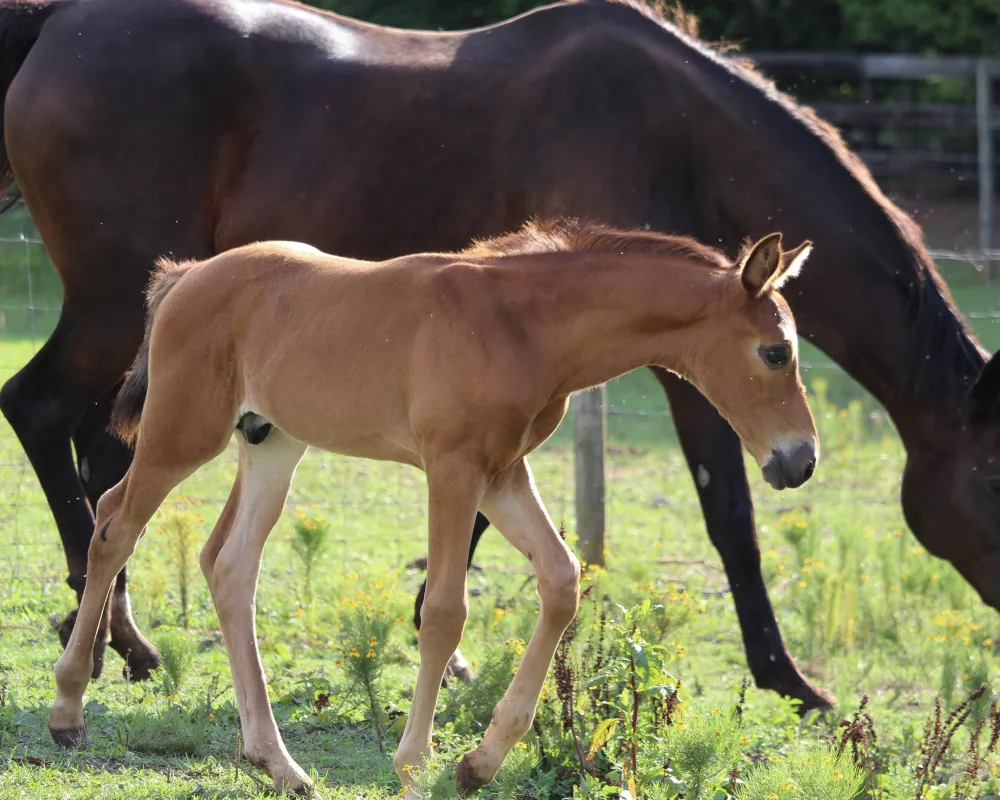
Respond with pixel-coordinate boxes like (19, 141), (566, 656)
(653, 368), (833, 713)
(72, 388), (160, 680)
(0, 309), (141, 679)
(412, 511), (491, 683)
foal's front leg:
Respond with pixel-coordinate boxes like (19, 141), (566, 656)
(456, 459), (581, 793)
(394, 457), (485, 795)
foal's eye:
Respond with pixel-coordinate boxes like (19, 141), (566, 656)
(988, 475), (1000, 498)
(759, 344), (790, 369)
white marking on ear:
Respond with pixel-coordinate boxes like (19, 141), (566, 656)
(772, 242), (813, 291)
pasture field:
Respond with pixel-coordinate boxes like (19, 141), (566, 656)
(1, 220), (1000, 798)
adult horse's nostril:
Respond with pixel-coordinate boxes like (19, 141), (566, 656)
(803, 458), (816, 482)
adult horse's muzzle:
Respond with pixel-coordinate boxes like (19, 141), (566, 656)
(762, 440), (817, 490)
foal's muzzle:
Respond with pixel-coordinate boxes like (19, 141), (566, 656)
(762, 441), (817, 490)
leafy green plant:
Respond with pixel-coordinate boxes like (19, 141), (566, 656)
(154, 501), (202, 629)
(154, 630), (197, 697)
(662, 710), (743, 800)
(735, 747), (864, 800)
(340, 606), (394, 755)
(291, 508), (329, 636)
(440, 640), (520, 732)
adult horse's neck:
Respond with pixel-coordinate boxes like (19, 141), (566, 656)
(652, 24), (987, 448)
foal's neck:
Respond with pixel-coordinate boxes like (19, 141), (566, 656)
(531, 252), (727, 395)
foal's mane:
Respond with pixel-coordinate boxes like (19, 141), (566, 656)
(463, 218), (730, 268)
(601, 0), (985, 404)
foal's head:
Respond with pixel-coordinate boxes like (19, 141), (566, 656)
(686, 233), (817, 490)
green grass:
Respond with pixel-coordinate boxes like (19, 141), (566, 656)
(0, 250), (1000, 797)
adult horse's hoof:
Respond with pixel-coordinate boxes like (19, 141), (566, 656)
(761, 670), (835, 715)
(122, 651), (161, 683)
(455, 755), (489, 798)
(49, 724), (85, 748)
(796, 684), (835, 715)
(110, 595), (162, 682)
(119, 642), (162, 682)
(57, 610), (108, 680)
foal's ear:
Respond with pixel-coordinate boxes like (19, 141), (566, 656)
(772, 240), (814, 291)
(740, 232), (783, 297)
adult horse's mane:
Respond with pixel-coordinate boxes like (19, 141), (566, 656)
(606, 0), (985, 402)
(463, 217), (731, 268)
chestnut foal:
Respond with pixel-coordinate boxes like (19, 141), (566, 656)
(49, 220), (817, 796)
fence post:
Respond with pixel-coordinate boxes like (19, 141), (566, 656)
(572, 386), (606, 566)
(977, 58), (995, 280)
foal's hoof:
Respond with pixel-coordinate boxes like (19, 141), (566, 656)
(49, 725), (85, 749)
(248, 752), (313, 796)
(455, 755), (489, 798)
(274, 777), (312, 797)
(57, 610), (109, 680)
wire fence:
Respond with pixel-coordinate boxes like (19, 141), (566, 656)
(0, 216), (998, 585)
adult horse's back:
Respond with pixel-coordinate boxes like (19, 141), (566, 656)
(3, 0), (1000, 713)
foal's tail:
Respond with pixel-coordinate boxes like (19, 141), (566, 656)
(111, 258), (199, 445)
(0, 0), (64, 214)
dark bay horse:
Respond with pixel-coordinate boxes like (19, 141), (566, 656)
(1, 0), (997, 714)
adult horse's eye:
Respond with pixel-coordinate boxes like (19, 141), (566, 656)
(759, 344), (790, 369)
(988, 475), (1000, 497)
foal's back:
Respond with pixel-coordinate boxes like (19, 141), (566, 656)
(148, 243), (559, 463)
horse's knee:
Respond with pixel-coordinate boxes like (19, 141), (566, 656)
(0, 371), (69, 446)
(540, 552), (581, 627)
(419, 593), (468, 652)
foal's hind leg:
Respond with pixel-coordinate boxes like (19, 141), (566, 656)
(72, 387), (161, 681)
(48, 455), (191, 744)
(456, 460), (580, 794)
(204, 432), (310, 794)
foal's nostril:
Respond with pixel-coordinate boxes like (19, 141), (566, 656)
(803, 458), (816, 482)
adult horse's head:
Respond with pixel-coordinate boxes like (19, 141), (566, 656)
(684, 232), (818, 490)
(901, 351), (1000, 608)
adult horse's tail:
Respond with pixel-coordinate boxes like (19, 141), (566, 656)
(0, 0), (63, 213)
(111, 258), (198, 445)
